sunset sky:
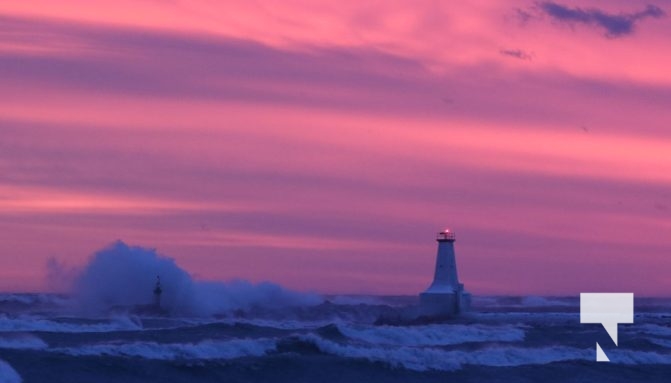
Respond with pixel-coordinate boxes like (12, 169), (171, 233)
(1, 1), (670, 295)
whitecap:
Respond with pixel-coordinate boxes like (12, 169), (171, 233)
(54, 338), (276, 360)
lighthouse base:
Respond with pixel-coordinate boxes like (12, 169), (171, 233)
(419, 289), (471, 316)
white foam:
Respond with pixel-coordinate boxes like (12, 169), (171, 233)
(337, 323), (525, 346)
(0, 315), (141, 333)
(0, 359), (22, 383)
(54, 338), (276, 360)
(0, 334), (48, 350)
(299, 334), (671, 371)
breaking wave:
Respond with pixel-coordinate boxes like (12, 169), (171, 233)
(54, 338), (277, 360)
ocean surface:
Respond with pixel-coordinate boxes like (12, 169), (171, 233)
(0, 294), (669, 382)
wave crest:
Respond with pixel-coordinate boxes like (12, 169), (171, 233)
(336, 323), (525, 346)
(54, 338), (276, 360)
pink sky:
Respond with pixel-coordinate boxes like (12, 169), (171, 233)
(0, 1), (670, 295)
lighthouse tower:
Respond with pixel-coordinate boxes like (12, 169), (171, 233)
(419, 229), (470, 316)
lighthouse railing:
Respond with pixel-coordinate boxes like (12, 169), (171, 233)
(437, 231), (456, 241)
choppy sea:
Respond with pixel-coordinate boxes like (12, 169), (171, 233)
(0, 294), (669, 382)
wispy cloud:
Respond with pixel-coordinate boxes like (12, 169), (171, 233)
(499, 49), (533, 61)
(536, 2), (665, 37)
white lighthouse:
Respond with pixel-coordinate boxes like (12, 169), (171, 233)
(419, 229), (471, 316)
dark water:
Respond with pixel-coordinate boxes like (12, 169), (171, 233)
(0, 294), (669, 382)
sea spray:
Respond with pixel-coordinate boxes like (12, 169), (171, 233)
(68, 241), (320, 316)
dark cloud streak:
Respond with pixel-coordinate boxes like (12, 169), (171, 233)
(499, 49), (532, 61)
(537, 2), (665, 37)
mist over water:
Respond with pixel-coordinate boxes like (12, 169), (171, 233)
(68, 241), (321, 316)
